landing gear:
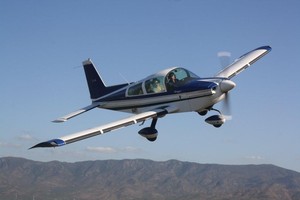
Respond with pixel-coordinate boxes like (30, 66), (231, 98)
(198, 110), (208, 116)
(138, 118), (158, 141)
(197, 106), (213, 116)
(203, 108), (226, 128)
(205, 115), (225, 128)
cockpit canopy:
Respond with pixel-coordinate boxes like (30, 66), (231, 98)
(127, 67), (199, 96)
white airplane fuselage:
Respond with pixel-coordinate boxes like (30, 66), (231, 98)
(97, 78), (228, 115)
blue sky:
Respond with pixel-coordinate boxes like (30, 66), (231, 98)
(1, 0), (300, 172)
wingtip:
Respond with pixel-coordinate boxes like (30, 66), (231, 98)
(52, 118), (67, 123)
(29, 142), (55, 149)
(29, 139), (66, 149)
(238, 45), (272, 60)
(256, 45), (272, 52)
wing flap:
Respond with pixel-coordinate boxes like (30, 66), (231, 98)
(216, 46), (271, 79)
(30, 107), (177, 149)
(61, 110), (160, 144)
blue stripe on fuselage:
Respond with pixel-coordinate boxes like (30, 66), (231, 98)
(96, 79), (218, 110)
(100, 79), (217, 102)
(178, 79), (217, 92)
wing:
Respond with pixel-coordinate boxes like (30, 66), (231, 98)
(216, 46), (271, 79)
(30, 106), (177, 149)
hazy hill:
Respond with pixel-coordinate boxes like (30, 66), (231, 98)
(1, 157), (300, 200)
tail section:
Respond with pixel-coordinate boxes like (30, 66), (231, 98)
(83, 59), (107, 99)
(83, 59), (128, 100)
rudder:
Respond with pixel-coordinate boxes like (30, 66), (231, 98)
(82, 59), (129, 101)
(83, 59), (107, 99)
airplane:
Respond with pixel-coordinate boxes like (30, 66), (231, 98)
(30, 46), (271, 149)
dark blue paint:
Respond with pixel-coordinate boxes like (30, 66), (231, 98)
(29, 139), (65, 149)
(84, 62), (128, 99)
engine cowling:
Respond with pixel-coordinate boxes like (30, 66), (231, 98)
(219, 79), (236, 93)
(205, 115), (225, 128)
(138, 127), (158, 141)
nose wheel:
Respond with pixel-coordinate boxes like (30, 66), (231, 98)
(204, 108), (226, 128)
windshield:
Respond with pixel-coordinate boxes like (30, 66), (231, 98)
(165, 68), (199, 91)
(127, 68), (199, 96)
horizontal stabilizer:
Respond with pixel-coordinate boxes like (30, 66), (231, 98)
(52, 103), (100, 123)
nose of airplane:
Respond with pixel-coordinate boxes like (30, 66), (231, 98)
(220, 79), (236, 93)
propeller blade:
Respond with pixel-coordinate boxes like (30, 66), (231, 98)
(223, 92), (230, 114)
(222, 92), (232, 120)
(217, 51), (233, 120)
(217, 51), (231, 68)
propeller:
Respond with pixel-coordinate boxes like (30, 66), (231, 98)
(217, 51), (233, 119)
(217, 51), (231, 68)
(222, 91), (232, 120)
(219, 79), (235, 120)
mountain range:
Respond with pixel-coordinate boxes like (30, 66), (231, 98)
(1, 157), (300, 200)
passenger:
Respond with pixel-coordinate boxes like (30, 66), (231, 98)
(152, 78), (162, 93)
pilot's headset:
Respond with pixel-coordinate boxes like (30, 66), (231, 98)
(168, 72), (175, 80)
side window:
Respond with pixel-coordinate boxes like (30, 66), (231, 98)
(145, 77), (166, 94)
(127, 83), (144, 96)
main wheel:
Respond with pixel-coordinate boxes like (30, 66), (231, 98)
(198, 110), (208, 116)
(138, 127), (158, 141)
(147, 137), (157, 142)
(213, 124), (222, 128)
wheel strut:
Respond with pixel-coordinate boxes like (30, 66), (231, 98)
(210, 108), (222, 115)
(150, 117), (158, 129)
(138, 117), (158, 142)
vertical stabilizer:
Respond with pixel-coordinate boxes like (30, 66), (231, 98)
(82, 59), (128, 101)
(83, 59), (107, 99)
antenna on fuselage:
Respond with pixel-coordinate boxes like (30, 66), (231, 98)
(118, 73), (130, 85)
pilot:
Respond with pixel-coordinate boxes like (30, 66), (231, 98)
(152, 78), (162, 93)
(167, 72), (178, 91)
